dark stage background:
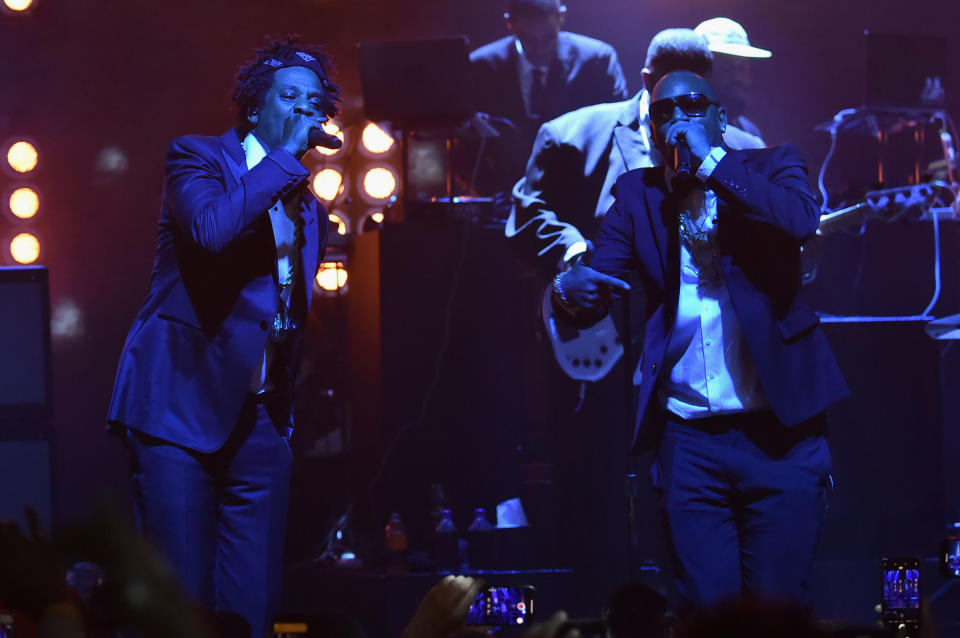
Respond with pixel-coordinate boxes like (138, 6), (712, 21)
(1, 0), (959, 630)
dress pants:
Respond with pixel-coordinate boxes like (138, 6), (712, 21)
(126, 394), (293, 638)
(650, 410), (831, 613)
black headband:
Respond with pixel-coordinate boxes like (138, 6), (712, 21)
(251, 49), (333, 92)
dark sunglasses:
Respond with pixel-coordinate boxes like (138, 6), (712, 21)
(649, 93), (719, 125)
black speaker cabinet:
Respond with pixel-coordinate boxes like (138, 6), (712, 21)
(820, 319), (954, 559)
(0, 266), (52, 431)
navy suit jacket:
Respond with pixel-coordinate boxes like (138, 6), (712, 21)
(590, 145), (849, 450)
(107, 129), (327, 453)
(470, 31), (628, 160)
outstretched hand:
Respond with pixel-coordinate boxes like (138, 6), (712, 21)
(401, 575), (485, 638)
(558, 265), (630, 310)
(0, 508), (68, 619)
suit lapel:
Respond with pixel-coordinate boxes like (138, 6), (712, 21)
(613, 125), (650, 172)
(506, 41), (529, 121)
(219, 129), (247, 186)
(299, 197), (319, 298)
(639, 169), (677, 291)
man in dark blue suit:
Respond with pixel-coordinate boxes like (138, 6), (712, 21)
(554, 71), (848, 611)
(467, 0), (628, 194)
(107, 37), (339, 637)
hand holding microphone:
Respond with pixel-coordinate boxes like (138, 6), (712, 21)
(308, 127), (343, 151)
(280, 113), (342, 157)
(667, 122), (712, 176)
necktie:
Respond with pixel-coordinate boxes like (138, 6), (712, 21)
(529, 67), (548, 120)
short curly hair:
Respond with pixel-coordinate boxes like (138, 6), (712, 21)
(232, 35), (342, 133)
(645, 28), (714, 86)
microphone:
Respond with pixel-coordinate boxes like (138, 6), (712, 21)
(675, 141), (692, 177)
(309, 128), (343, 150)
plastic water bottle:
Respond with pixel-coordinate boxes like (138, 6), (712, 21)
(467, 507), (495, 570)
(385, 512), (408, 575)
(433, 509), (460, 571)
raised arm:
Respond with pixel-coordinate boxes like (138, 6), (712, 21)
(164, 136), (310, 253)
(706, 143), (820, 240)
(508, 122), (593, 264)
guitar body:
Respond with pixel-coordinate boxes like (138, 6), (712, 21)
(541, 287), (623, 382)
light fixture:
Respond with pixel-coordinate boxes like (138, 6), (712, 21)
(361, 209), (385, 232)
(6, 140), (38, 174)
(328, 212), (348, 236)
(312, 168), (344, 202)
(2, 0), (35, 12)
(9, 187), (39, 219)
(10, 232), (40, 264)
(361, 166), (398, 202)
(315, 261), (348, 292)
(361, 123), (395, 155)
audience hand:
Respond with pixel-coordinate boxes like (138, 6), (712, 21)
(401, 575), (484, 638)
(0, 508), (69, 619)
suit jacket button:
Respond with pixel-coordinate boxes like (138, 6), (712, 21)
(651, 362), (658, 372)
(260, 320), (269, 330)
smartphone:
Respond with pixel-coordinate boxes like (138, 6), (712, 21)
(880, 557), (921, 629)
(465, 585), (535, 627)
(942, 536), (960, 578)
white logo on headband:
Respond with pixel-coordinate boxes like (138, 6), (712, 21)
(264, 59), (284, 68)
(295, 52), (317, 63)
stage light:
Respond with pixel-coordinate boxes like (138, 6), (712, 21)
(313, 168), (344, 202)
(362, 167), (398, 201)
(361, 209), (385, 232)
(316, 261), (348, 292)
(7, 140), (38, 173)
(9, 187), (39, 219)
(316, 121), (345, 157)
(10, 232), (40, 264)
(3, 0), (34, 11)
(328, 212), (348, 235)
(361, 123), (395, 155)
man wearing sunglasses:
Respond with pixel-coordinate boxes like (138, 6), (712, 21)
(509, 28), (764, 271)
(553, 71), (848, 610)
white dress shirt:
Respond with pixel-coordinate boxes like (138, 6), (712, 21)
(242, 132), (300, 392)
(659, 146), (768, 419)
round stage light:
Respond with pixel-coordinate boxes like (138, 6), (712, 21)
(9, 187), (39, 219)
(7, 140), (38, 173)
(328, 212), (348, 235)
(361, 123), (395, 154)
(3, 0), (34, 11)
(313, 168), (343, 202)
(361, 209), (385, 233)
(316, 121), (346, 157)
(316, 261), (348, 292)
(10, 232), (40, 264)
(362, 167), (398, 201)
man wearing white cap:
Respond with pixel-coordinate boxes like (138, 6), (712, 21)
(695, 17), (771, 144)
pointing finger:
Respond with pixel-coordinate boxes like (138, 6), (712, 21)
(592, 272), (631, 291)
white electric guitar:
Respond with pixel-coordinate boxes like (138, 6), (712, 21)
(540, 286), (623, 382)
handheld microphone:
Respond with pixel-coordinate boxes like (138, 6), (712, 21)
(675, 142), (692, 176)
(309, 128), (343, 150)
